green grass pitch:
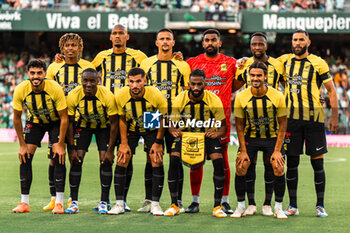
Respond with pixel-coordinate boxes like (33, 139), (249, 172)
(0, 143), (349, 232)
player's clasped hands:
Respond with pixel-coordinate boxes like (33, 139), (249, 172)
(69, 149), (80, 165)
(236, 151), (250, 171)
(103, 151), (115, 164)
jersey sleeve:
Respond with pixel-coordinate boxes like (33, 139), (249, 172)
(12, 84), (24, 111)
(46, 63), (57, 80)
(134, 50), (148, 64)
(178, 61), (191, 88)
(53, 83), (67, 111)
(92, 51), (105, 70)
(66, 92), (76, 116)
(235, 68), (247, 82)
(233, 94), (245, 118)
(211, 95), (226, 122)
(170, 94), (182, 122)
(154, 88), (168, 115)
(115, 91), (126, 116)
(276, 93), (287, 117)
(106, 91), (118, 116)
(318, 58), (332, 84)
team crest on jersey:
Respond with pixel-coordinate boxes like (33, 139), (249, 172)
(220, 64), (227, 71)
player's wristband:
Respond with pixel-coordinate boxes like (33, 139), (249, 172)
(155, 138), (163, 145)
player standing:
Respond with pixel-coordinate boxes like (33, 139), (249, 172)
(165, 69), (227, 217)
(12, 59), (68, 214)
(91, 25), (147, 211)
(140, 28), (191, 212)
(43, 33), (95, 210)
(233, 32), (285, 216)
(109, 67), (167, 216)
(186, 29), (236, 214)
(231, 61), (287, 219)
(64, 69), (118, 214)
(280, 30), (339, 217)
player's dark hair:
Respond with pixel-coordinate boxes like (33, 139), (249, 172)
(251, 32), (267, 41)
(128, 67), (145, 78)
(27, 59), (47, 71)
(82, 68), (99, 79)
(293, 29), (309, 38)
(249, 61), (268, 75)
(190, 69), (206, 80)
(157, 28), (174, 39)
(203, 29), (221, 39)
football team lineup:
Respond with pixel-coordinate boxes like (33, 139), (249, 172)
(8, 25), (340, 222)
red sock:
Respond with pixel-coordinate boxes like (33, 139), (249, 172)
(222, 144), (231, 196)
(190, 166), (203, 196)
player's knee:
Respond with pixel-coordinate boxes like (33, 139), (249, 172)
(235, 161), (250, 176)
(273, 166), (285, 176)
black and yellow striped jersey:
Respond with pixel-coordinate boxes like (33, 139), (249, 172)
(171, 90), (226, 133)
(140, 55), (191, 114)
(92, 48), (147, 94)
(235, 56), (284, 89)
(278, 53), (332, 123)
(13, 79), (67, 124)
(234, 87), (287, 138)
(67, 85), (118, 129)
(46, 59), (95, 95)
(115, 86), (167, 133)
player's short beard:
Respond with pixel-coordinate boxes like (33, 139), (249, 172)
(292, 45), (307, 56)
(253, 52), (265, 59)
(189, 89), (204, 98)
(205, 46), (218, 56)
(115, 44), (122, 48)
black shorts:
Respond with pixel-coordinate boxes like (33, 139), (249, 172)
(243, 137), (285, 162)
(128, 131), (158, 155)
(74, 127), (110, 152)
(285, 119), (327, 156)
(172, 137), (222, 159)
(24, 121), (60, 147)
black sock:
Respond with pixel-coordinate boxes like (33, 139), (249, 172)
(69, 159), (82, 201)
(144, 162), (152, 200)
(246, 163), (256, 205)
(48, 163), (56, 196)
(152, 166), (164, 202)
(212, 158), (225, 207)
(114, 165), (127, 200)
(124, 159), (133, 202)
(168, 156), (180, 205)
(274, 174), (285, 203)
(53, 161), (66, 193)
(178, 164), (184, 203)
(286, 156), (300, 207)
(100, 161), (112, 202)
(235, 174), (246, 202)
(20, 153), (33, 195)
(311, 158), (325, 207)
(264, 163), (274, 206)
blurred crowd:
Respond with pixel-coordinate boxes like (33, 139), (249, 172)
(0, 51), (349, 133)
(0, 0), (346, 12)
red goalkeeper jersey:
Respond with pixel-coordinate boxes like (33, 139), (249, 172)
(187, 53), (236, 143)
